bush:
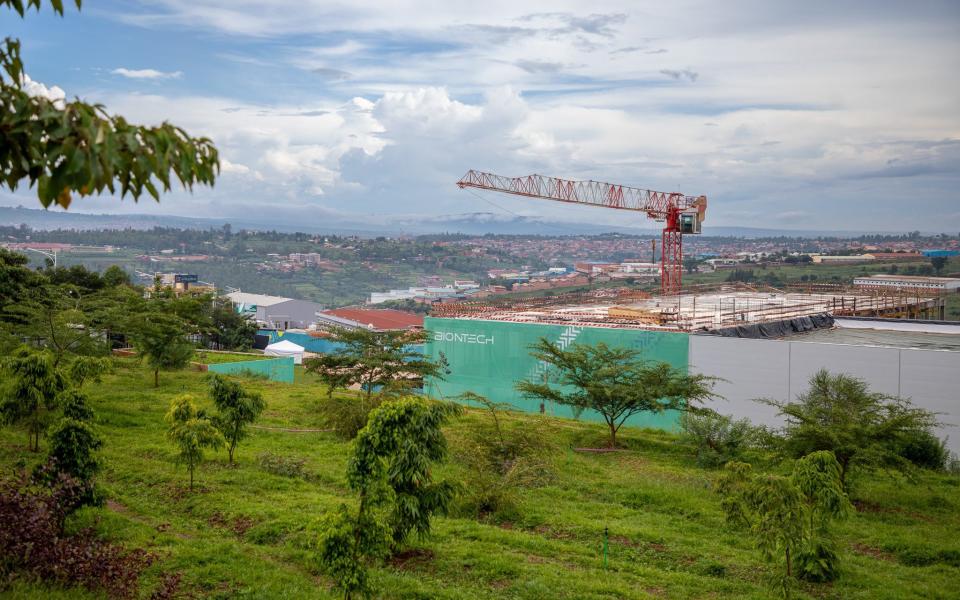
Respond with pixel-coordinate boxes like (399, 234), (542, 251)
(679, 410), (757, 468)
(257, 451), (307, 478)
(0, 466), (152, 598)
(318, 394), (380, 440)
(453, 394), (554, 520)
(896, 430), (948, 471)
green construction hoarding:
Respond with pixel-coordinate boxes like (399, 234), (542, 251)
(424, 317), (689, 431)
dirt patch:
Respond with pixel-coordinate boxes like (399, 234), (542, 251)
(644, 587), (666, 598)
(208, 511), (257, 537)
(489, 579), (511, 590)
(851, 543), (895, 562)
(609, 534), (642, 548)
(387, 548), (435, 571)
(526, 555), (547, 564)
(852, 499), (933, 522)
(532, 525), (576, 540)
(106, 499), (128, 513)
(250, 425), (333, 433)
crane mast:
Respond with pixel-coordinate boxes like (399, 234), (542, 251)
(456, 170), (707, 295)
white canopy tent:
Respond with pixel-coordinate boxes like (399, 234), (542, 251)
(263, 339), (305, 365)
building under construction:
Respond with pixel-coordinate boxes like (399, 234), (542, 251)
(423, 284), (959, 451)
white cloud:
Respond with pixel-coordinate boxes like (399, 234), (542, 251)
(20, 74), (65, 107)
(111, 68), (183, 80)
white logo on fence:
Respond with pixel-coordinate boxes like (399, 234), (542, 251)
(432, 331), (495, 345)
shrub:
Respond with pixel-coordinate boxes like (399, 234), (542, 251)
(679, 410), (757, 467)
(896, 430), (948, 471)
(453, 393), (554, 520)
(0, 466), (152, 598)
(318, 394), (380, 440)
(257, 451), (307, 479)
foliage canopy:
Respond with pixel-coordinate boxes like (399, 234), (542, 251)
(1, 1), (219, 209)
(516, 339), (716, 447)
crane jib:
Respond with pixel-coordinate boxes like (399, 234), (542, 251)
(456, 169), (707, 296)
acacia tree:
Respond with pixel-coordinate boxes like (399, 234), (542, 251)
(165, 394), (223, 491)
(516, 339), (717, 448)
(717, 451), (851, 598)
(305, 328), (443, 405)
(208, 374), (265, 464)
(1, 1), (219, 210)
(314, 398), (460, 599)
(129, 311), (194, 388)
(761, 369), (938, 488)
(0, 347), (67, 450)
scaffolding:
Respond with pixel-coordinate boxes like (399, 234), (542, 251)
(429, 283), (945, 333)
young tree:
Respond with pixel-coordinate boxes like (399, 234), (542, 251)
(305, 328), (443, 405)
(761, 370), (938, 488)
(314, 398), (460, 598)
(165, 394), (224, 491)
(0, 347), (67, 450)
(718, 451), (851, 597)
(130, 312), (195, 387)
(1, 2), (219, 211)
(208, 374), (265, 464)
(45, 389), (102, 507)
(516, 339), (716, 448)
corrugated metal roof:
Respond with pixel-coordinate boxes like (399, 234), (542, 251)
(226, 292), (295, 307)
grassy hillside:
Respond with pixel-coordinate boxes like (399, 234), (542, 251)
(2, 360), (958, 599)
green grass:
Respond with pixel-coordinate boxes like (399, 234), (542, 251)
(193, 351), (271, 365)
(2, 360), (958, 599)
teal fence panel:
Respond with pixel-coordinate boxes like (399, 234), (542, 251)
(424, 317), (690, 431)
(208, 356), (295, 383)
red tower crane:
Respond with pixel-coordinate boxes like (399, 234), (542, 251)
(456, 170), (707, 295)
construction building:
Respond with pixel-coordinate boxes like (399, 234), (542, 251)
(853, 274), (960, 293)
(423, 284), (959, 451)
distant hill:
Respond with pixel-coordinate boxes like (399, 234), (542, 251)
(0, 205), (905, 238)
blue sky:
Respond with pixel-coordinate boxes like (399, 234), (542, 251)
(2, 0), (959, 232)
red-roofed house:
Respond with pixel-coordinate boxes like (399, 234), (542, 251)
(316, 308), (424, 332)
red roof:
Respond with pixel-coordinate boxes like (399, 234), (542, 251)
(323, 308), (424, 331)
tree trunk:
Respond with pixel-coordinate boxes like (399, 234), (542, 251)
(607, 421), (617, 449)
(154, 368), (160, 388)
(785, 544), (792, 578)
(229, 440), (236, 465)
(189, 465), (194, 491)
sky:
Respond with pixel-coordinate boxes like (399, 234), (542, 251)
(2, 0), (959, 233)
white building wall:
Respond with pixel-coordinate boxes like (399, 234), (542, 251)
(688, 335), (960, 452)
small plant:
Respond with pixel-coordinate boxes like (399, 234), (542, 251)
(209, 374), (265, 464)
(717, 451), (851, 598)
(0, 466), (153, 598)
(165, 394), (224, 491)
(313, 397), (460, 598)
(679, 409), (757, 467)
(42, 389), (103, 508)
(453, 392), (554, 520)
(257, 451), (307, 478)
(0, 347), (67, 451)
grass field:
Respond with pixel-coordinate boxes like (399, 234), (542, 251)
(193, 351), (272, 365)
(2, 360), (958, 599)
